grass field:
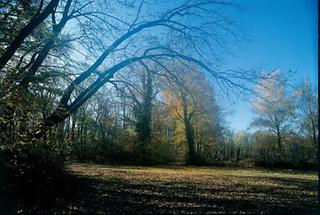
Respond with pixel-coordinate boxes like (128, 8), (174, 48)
(52, 163), (319, 214)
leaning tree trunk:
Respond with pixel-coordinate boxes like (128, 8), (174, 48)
(19, 0), (73, 89)
(0, 0), (60, 69)
(31, 56), (155, 140)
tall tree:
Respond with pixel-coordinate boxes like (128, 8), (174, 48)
(1, 0), (251, 143)
(296, 80), (318, 159)
(161, 63), (223, 164)
(112, 63), (158, 156)
(34, 0), (246, 137)
(250, 70), (295, 160)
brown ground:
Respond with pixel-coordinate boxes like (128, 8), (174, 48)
(63, 163), (318, 214)
(2, 163), (319, 214)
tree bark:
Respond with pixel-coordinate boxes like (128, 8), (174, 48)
(185, 123), (196, 164)
(135, 69), (152, 143)
(276, 126), (282, 162)
(181, 93), (196, 164)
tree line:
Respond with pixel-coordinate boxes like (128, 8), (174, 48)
(0, 0), (317, 168)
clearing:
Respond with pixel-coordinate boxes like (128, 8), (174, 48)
(58, 163), (318, 214)
(5, 163), (318, 214)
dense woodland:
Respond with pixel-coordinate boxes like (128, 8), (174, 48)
(0, 0), (318, 213)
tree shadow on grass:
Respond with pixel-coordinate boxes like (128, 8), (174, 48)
(56, 174), (319, 214)
(1, 168), (319, 214)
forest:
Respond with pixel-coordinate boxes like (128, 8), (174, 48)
(0, 0), (318, 214)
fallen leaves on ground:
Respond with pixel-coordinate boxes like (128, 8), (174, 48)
(57, 163), (318, 214)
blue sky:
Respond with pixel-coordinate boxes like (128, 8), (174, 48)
(224, 0), (318, 131)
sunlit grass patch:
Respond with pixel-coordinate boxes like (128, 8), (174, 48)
(67, 163), (318, 214)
